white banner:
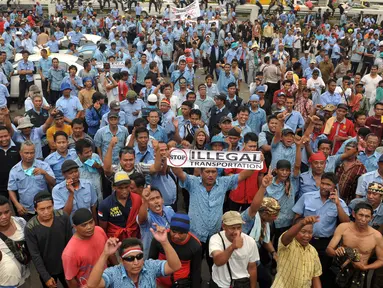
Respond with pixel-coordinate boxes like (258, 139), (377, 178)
(167, 149), (264, 170)
(170, 0), (201, 20)
(95, 61), (125, 69)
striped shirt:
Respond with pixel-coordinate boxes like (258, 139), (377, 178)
(271, 233), (322, 288)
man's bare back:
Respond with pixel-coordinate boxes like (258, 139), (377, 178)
(337, 222), (381, 265)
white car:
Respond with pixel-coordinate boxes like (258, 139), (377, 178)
(11, 53), (83, 98)
(58, 34), (106, 48)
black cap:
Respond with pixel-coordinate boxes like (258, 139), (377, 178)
(54, 110), (64, 119)
(72, 208), (93, 226)
(228, 128), (241, 137)
(337, 103), (348, 110)
(282, 128), (294, 136)
(219, 116), (232, 124)
(61, 159), (79, 173)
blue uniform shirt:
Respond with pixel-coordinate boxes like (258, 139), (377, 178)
(56, 95), (84, 120)
(52, 179), (97, 216)
(94, 125), (128, 164)
(298, 170), (320, 199)
(44, 149), (77, 183)
(12, 127), (45, 159)
(180, 174), (239, 242)
(38, 57), (52, 78)
(248, 108), (266, 135)
(320, 91), (342, 106)
(17, 60), (34, 82)
(217, 70), (236, 94)
(133, 61), (150, 85)
(120, 99), (146, 126)
(293, 190), (349, 237)
(284, 110), (305, 133)
(358, 151), (381, 172)
(8, 160), (55, 212)
(356, 170), (383, 197)
(271, 141), (297, 171)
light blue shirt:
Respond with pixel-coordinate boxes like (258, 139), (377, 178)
(45, 40), (59, 53)
(102, 260), (166, 288)
(17, 60), (34, 82)
(56, 95), (84, 120)
(248, 108), (266, 136)
(44, 149), (77, 183)
(133, 146), (154, 164)
(8, 160), (55, 212)
(217, 70), (236, 94)
(232, 120), (252, 139)
(13, 127), (45, 159)
(74, 154), (103, 202)
(356, 170), (383, 197)
(325, 154), (342, 173)
(320, 91), (342, 106)
(150, 172), (177, 206)
(52, 179), (97, 216)
(298, 170), (320, 199)
(120, 99), (146, 126)
(224, 48), (239, 64)
(358, 151), (381, 173)
(147, 124), (168, 142)
(170, 69), (193, 91)
(94, 125), (128, 165)
(299, 56), (311, 71)
(68, 31), (84, 45)
(293, 190), (349, 237)
(265, 176), (298, 228)
(133, 61), (150, 85)
(180, 174), (239, 242)
(61, 75), (84, 97)
(38, 57), (52, 78)
(271, 141), (296, 171)
(47, 68), (66, 91)
(0, 84), (9, 107)
(284, 110), (305, 133)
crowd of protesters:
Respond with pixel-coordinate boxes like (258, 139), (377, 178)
(1, 1), (383, 288)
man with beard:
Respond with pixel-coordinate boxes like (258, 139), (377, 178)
(137, 185), (175, 258)
(293, 172), (350, 287)
(52, 159), (98, 221)
(62, 208), (115, 287)
(25, 192), (72, 288)
(326, 202), (383, 288)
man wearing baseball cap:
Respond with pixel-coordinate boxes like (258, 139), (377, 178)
(56, 82), (84, 122)
(209, 210), (259, 288)
(52, 159), (97, 219)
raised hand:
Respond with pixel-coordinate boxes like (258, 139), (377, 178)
(103, 237), (121, 257)
(232, 234), (243, 249)
(302, 215), (320, 226)
(150, 224), (168, 243)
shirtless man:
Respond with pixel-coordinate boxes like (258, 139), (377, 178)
(326, 202), (383, 287)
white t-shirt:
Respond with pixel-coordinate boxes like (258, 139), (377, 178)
(24, 96), (49, 112)
(209, 231), (259, 288)
(0, 216), (30, 287)
(361, 74), (382, 100)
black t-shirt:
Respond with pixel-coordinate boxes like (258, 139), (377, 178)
(98, 192), (132, 228)
(0, 142), (21, 196)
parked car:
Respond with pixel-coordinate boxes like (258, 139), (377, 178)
(11, 53), (83, 98)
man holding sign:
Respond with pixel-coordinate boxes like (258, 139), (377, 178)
(170, 158), (259, 272)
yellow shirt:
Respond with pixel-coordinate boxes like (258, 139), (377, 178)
(271, 233), (322, 288)
(46, 124), (73, 143)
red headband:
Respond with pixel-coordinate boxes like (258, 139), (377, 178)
(309, 151), (326, 163)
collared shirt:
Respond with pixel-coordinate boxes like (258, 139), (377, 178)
(120, 99), (146, 126)
(271, 235), (322, 288)
(358, 151), (381, 172)
(271, 141), (297, 171)
(170, 69), (193, 91)
(180, 174), (239, 242)
(133, 61), (150, 85)
(284, 110), (305, 133)
(356, 170), (383, 197)
(52, 179), (97, 216)
(232, 120), (252, 139)
(248, 108), (266, 135)
(17, 60), (34, 82)
(74, 154), (103, 202)
(217, 70), (236, 94)
(150, 172), (177, 206)
(133, 145), (154, 164)
(224, 48), (239, 64)
(325, 154), (342, 173)
(44, 149), (77, 183)
(336, 136), (357, 155)
(94, 125), (129, 165)
(205, 83), (220, 99)
(61, 75), (84, 98)
(320, 91), (342, 106)
(298, 170), (320, 199)
(195, 96), (215, 123)
(8, 160), (55, 212)
(12, 127), (45, 159)
(147, 124), (168, 142)
(0, 84), (8, 107)
(47, 67), (66, 91)
(38, 57), (52, 78)
(266, 176), (298, 228)
(102, 260), (166, 288)
(293, 190), (349, 237)
(161, 110), (175, 136)
(56, 96), (84, 120)
(68, 31), (84, 44)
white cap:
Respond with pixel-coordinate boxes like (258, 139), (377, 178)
(16, 31), (22, 35)
(148, 94), (158, 102)
(379, 40), (383, 46)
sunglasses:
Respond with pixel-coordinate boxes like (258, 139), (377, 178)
(122, 253), (144, 262)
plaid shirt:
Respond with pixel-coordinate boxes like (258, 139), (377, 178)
(336, 160), (367, 205)
(295, 94), (313, 121)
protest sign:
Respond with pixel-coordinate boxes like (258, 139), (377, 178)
(167, 149), (264, 170)
(95, 61), (125, 69)
(169, 0), (201, 20)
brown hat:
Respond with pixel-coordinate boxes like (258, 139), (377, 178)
(222, 211), (245, 226)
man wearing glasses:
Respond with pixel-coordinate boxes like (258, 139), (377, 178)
(87, 224), (182, 287)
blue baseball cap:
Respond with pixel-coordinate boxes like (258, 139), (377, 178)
(60, 82), (72, 92)
(256, 86), (265, 93)
(249, 94), (260, 101)
(205, 135), (229, 150)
